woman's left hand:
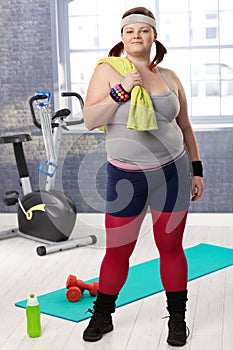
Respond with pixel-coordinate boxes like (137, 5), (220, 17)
(191, 176), (204, 201)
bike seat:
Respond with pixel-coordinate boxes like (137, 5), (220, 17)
(52, 108), (71, 120)
(0, 134), (32, 144)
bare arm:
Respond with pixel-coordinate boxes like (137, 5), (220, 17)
(83, 63), (120, 130)
(176, 83), (200, 162)
(173, 72), (204, 201)
(83, 63), (142, 130)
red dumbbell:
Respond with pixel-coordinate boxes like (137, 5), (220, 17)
(65, 274), (99, 302)
(66, 274), (81, 289)
(66, 286), (82, 302)
(66, 274), (83, 302)
(76, 279), (99, 296)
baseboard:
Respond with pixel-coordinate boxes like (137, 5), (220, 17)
(0, 213), (233, 227)
(0, 213), (18, 226)
(186, 213), (233, 227)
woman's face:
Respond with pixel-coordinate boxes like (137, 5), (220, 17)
(121, 22), (156, 56)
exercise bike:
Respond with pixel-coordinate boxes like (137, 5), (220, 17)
(0, 92), (96, 255)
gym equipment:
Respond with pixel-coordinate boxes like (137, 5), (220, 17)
(66, 274), (99, 302)
(66, 286), (83, 303)
(75, 280), (99, 296)
(66, 275), (99, 296)
(66, 274), (84, 302)
(0, 92), (97, 255)
(15, 244), (233, 322)
(35, 92), (58, 178)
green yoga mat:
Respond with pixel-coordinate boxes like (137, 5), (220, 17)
(15, 244), (233, 323)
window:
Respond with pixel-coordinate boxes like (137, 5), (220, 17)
(51, 0), (233, 127)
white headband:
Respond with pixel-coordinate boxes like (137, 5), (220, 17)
(121, 14), (156, 31)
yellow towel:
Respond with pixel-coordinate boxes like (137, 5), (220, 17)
(96, 57), (158, 132)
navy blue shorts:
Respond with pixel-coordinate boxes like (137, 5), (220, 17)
(106, 152), (192, 217)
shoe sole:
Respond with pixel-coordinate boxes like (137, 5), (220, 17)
(83, 325), (114, 342)
(167, 339), (186, 347)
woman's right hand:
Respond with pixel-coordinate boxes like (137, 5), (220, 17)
(121, 71), (143, 92)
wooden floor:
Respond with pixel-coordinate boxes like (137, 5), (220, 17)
(0, 213), (233, 350)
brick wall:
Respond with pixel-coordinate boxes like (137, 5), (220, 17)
(0, 0), (54, 213)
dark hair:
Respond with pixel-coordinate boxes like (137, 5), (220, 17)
(108, 7), (167, 70)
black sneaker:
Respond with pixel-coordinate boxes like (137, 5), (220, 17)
(83, 309), (114, 342)
(167, 313), (190, 347)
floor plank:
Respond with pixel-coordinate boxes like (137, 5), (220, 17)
(0, 214), (232, 350)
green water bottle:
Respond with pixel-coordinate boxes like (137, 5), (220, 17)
(26, 293), (42, 338)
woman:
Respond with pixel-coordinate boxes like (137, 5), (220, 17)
(82, 7), (204, 347)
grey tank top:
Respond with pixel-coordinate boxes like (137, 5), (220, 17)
(105, 67), (185, 168)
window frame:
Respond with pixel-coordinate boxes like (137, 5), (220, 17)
(50, 0), (233, 131)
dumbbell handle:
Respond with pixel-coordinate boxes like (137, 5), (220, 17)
(65, 274), (99, 296)
(77, 280), (93, 289)
(76, 279), (99, 296)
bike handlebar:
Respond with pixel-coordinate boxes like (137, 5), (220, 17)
(61, 92), (84, 110)
(29, 92), (84, 129)
(29, 94), (47, 129)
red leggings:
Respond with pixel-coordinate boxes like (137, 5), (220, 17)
(99, 210), (188, 294)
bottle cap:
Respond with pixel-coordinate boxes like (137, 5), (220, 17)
(27, 293), (39, 306)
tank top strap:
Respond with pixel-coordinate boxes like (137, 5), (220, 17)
(158, 67), (174, 91)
